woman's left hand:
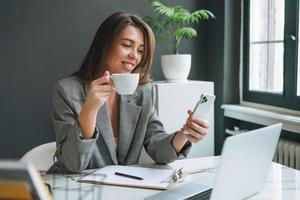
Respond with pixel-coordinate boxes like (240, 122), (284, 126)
(182, 110), (209, 143)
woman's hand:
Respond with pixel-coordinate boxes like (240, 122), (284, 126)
(183, 110), (209, 143)
(171, 110), (209, 153)
(78, 71), (113, 139)
(84, 71), (113, 111)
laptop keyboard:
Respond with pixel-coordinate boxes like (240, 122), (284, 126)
(186, 189), (212, 200)
(145, 182), (212, 200)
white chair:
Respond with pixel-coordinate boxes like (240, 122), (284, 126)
(20, 142), (56, 171)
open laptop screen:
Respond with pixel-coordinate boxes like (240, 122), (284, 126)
(211, 123), (282, 200)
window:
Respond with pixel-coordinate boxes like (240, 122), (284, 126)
(243, 0), (300, 110)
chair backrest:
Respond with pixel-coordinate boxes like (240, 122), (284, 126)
(20, 142), (56, 171)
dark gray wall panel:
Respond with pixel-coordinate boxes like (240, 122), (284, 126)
(0, 0), (204, 158)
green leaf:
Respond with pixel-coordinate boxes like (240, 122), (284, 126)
(170, 9), (190, 23)
(190, 10), (215, 23)
(174, 27), (197, 41)
(145, 0), (215, 54)
(150, 0), (175, 17)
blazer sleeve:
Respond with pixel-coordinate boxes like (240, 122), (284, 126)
(143, 85), (191, 164)
(52, 81), (99, 173)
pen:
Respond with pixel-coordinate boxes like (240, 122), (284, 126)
(114, 172), (144, 180)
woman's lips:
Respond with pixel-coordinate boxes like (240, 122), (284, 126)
(122, 62), (135, 71)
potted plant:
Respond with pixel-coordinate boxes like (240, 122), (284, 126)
(143, 0), (215, 81)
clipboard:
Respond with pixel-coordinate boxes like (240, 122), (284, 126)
(78, 165), (185, 190)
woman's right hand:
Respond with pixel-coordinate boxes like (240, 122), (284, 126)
(84, 71), (113, 111)
(78, 71), (113, 138)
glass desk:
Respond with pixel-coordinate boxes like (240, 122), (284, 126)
(43, 156), (300, 200)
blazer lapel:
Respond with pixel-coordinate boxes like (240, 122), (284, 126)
(96, 103), (118, 164)
(118, 94), (141, 163)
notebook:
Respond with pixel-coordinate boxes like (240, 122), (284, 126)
(0, 160), (53, 200)
(79, 165), (184, 190)
(145, 123), (282, 200)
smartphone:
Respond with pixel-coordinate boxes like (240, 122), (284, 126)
(184, 93), (215, 135)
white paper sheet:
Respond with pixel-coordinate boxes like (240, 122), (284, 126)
(80, 165), (176, 189)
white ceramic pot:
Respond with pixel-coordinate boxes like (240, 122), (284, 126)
(161, 54), (191, 81)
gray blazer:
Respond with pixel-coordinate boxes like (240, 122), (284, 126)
(48, 76), (191, 173)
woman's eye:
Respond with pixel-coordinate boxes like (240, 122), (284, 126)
(138, 50), (144, 54)
(122, 44), (131, 48)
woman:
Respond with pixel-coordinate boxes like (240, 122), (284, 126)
(48, 12), (209, 173)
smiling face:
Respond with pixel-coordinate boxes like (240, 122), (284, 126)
(106, 25), (145, 74)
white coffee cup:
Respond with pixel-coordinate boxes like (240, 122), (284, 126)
(111, 73), (139, 95)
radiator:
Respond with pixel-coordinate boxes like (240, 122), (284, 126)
(273, 139), (300, 170)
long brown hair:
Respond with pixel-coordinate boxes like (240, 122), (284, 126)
(73, 12), (155, 84)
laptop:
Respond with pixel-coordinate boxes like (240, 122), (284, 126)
(145, 123), (282, 200)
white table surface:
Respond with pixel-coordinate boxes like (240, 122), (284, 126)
(44, 156), (300, 200)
